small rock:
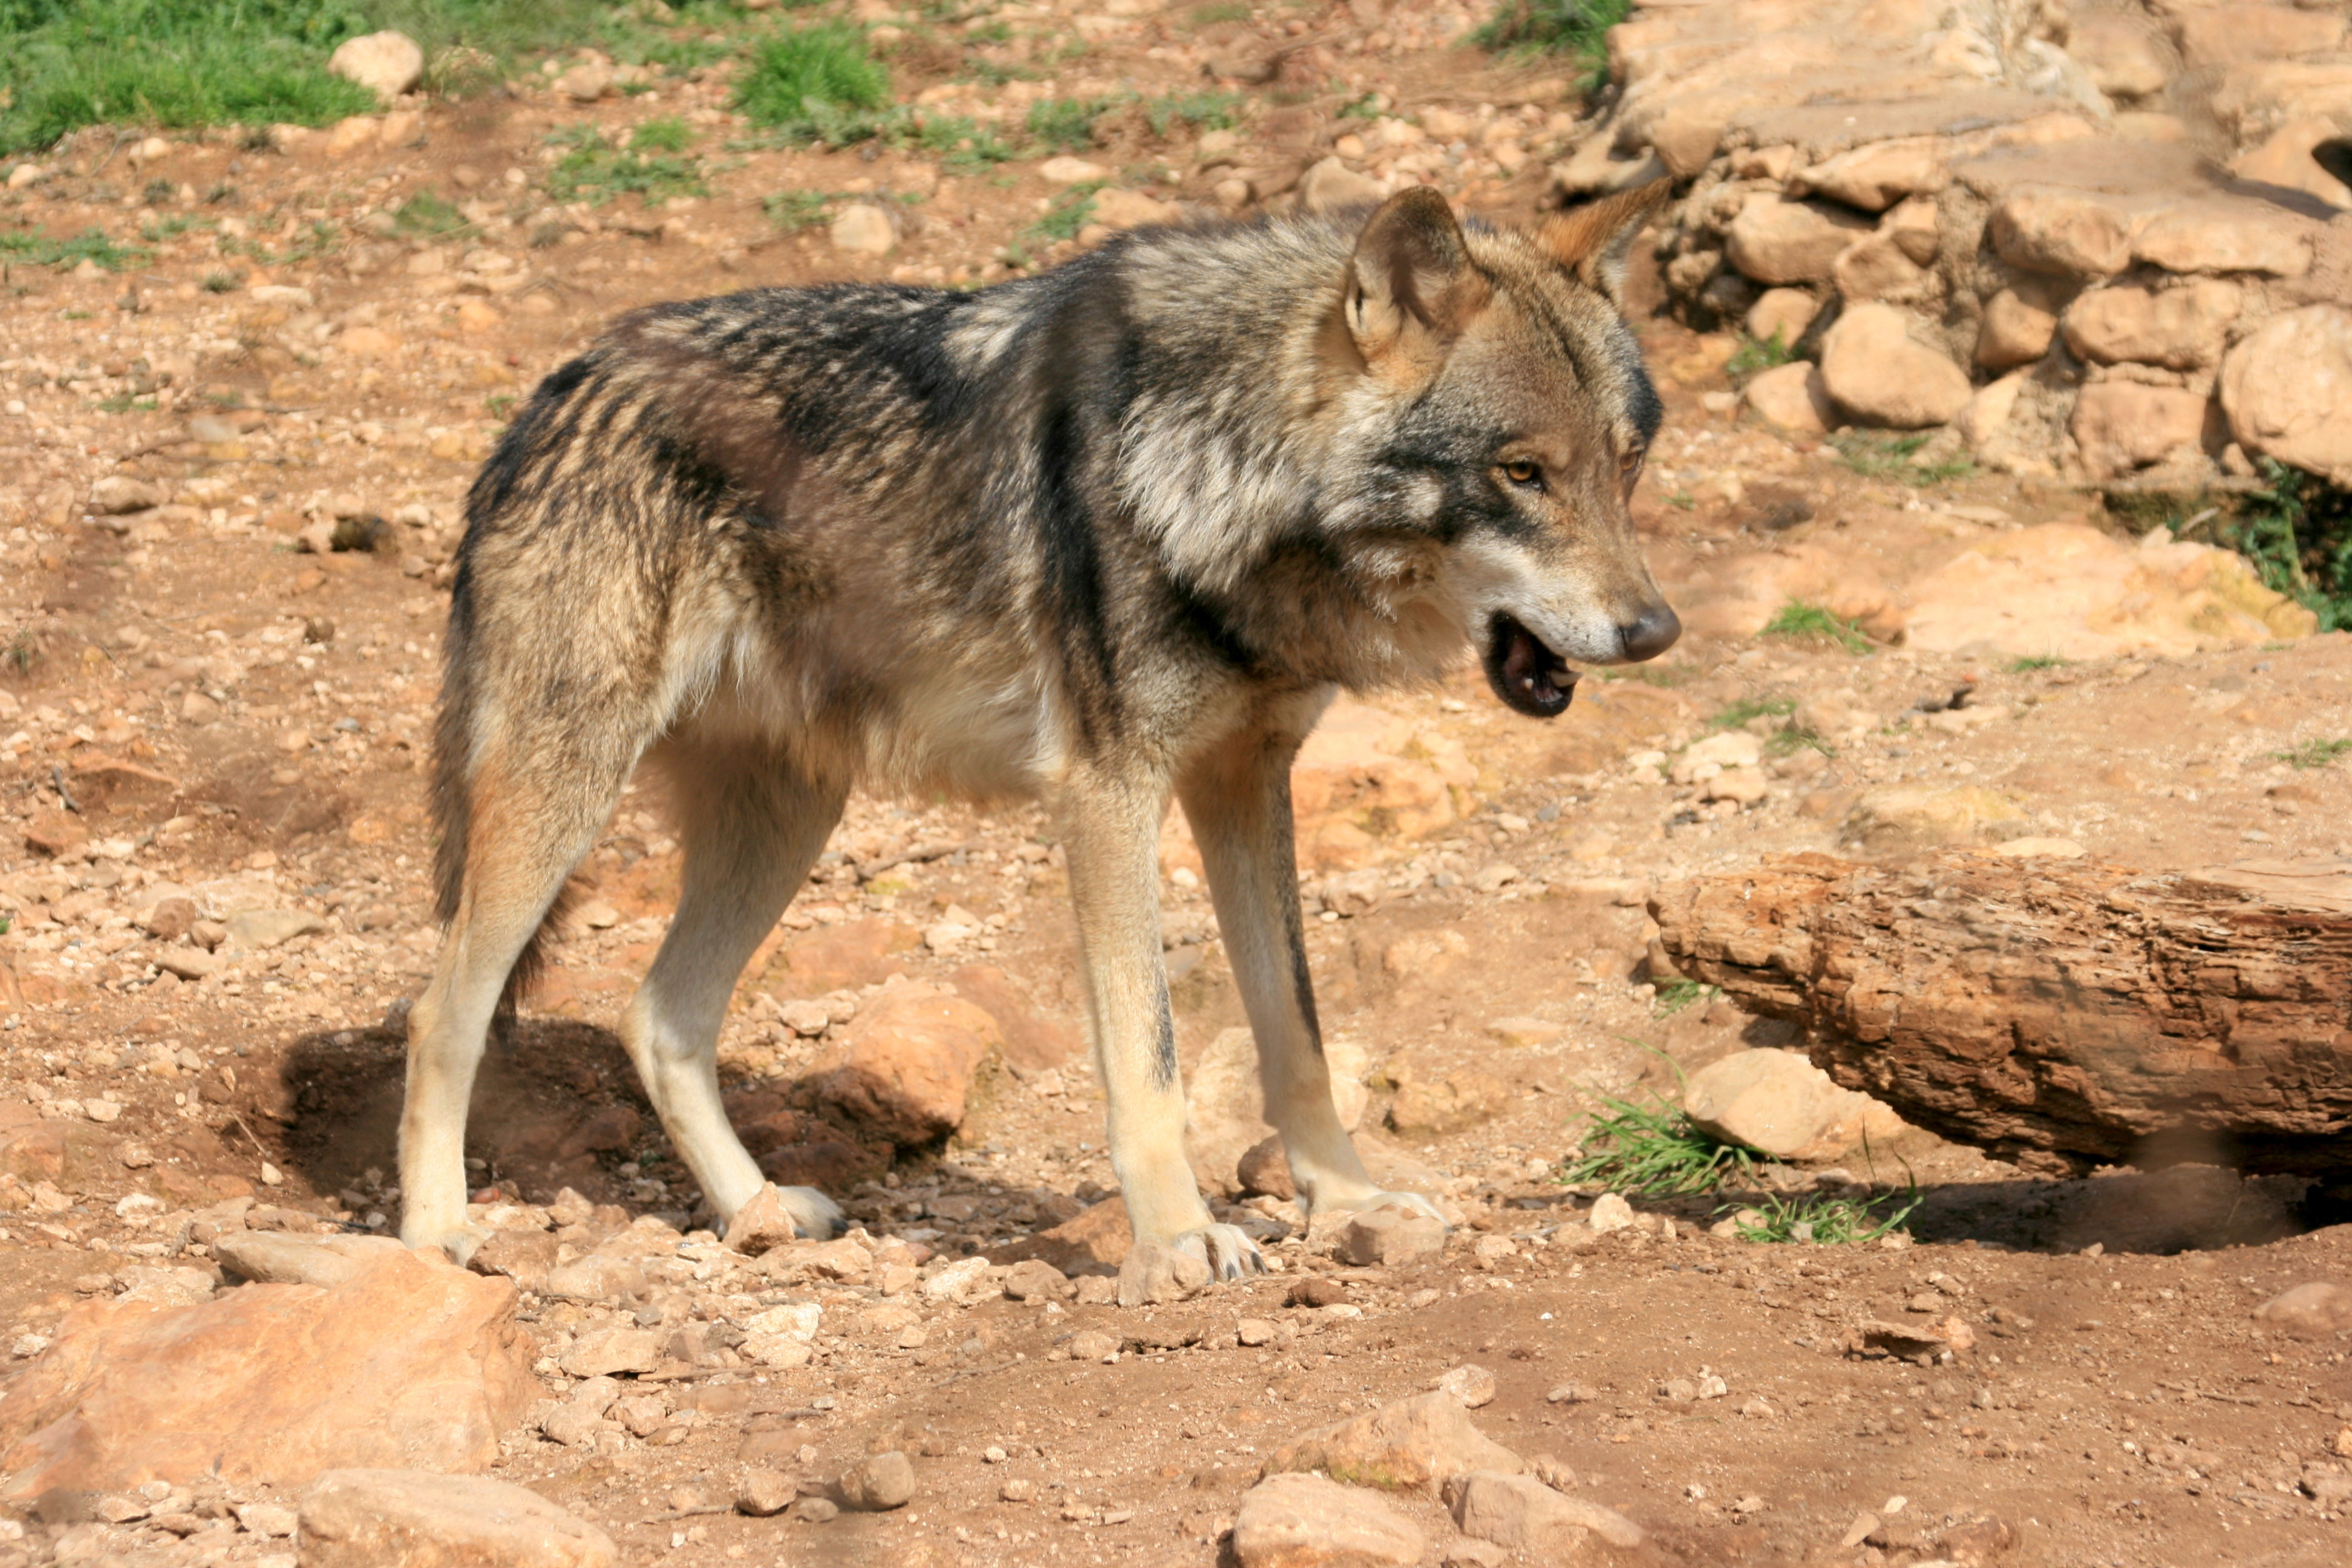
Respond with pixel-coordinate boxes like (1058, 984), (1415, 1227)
(90, 476), (164, 515)
(1117, 1239), (1212, 1307)
(211, 1231), (405, 1290)
(1089, 188), (1182, 229)
(920, 1256), (995, 1305)
(1726, 195), (1872, 285)
(1232, 1472), (1425, 1568)
(555, 58), (613, 103)
(1299, 156), (1385, 214)
(829, 202), (895, 257)
(1819, 302), (1971, 429)
(2253, 1280), (2352, 1338)
(1002, 1258), (1073, 1303)
(1584, 1194), (1635, 1234)
(558, 1327), (663, 1379)
(300, 1469), (616, 1567)
(1001, 1477), (1037, 1502)
(840, 1450), (916, 1511)
(1066, 1328), (1120, 1362)
(236, 1501), (298, 1537)
(817, 990), (1001, 1146)
(1741, 361), (1832, 437)
(736, 1467), (795, 1517)
(1341, 1204), (1446, 1268)
(541, 1253), (646, 1304)
(1545, 1381), (1596, 1405)
(726, 1184), (805, 1256)
(1236, 1135), (1295, 1200)
(1237, 1318), (1278, 1347)
(1039, 155), (1109, 185)
(468, 1227), (559, 1293)
(1435, 1365), (1497, 1408)
(1264, 1391), (1523, 1492)
(1682, 1050), (1906, 1163)
(2221, 304), (2352, 487)
(326, 31), (425, 102)
(224, 908), (325, 951)
(1446, 1470), (1645, 1556)
(794, 1495), (839, 1523)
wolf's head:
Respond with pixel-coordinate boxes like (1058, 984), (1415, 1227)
(1327, 183), (1681, 717)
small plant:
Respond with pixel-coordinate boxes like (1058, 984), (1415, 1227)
(1142, 90), (1240, 137)
(1831, 431), (1975, 486)
(96, 393), (157, 413)
(1719, 1185), (1921, 1245)
(1724, 329), (1796, 386)
(545, 125), (705, 205)
(763, 189), (832, 232)
(1708, 696), (1795, 731)
(1765, 725), (1832, 759)
(140, 175), (175, 204)
(1025, 94), (1112, 152)
(2273, 737), (2352, 769)
(484, 391), (516, 419)
(200, 268), (238, 292)
(1763, 601), (1875, 654)
(1664, 489), (1696, 511)
(1477, 0), (1630, 89)
(1651, 978), (1716, 1018)
(0, 227), (147, 270)
(2007, 654), (2068, 673)
(1560, 1095), (1754, 1197)
(2223, 459), (2352, 633)
(1190, 1), (1252, 22)
(1025, 183), (1100, 244)
(734, 22), (892, 142)
(393, 191), (471, 238)
(903, 111), (1013, 170)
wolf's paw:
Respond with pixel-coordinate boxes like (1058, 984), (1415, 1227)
(402, 1219), (489, 1266)
(778, 1184), (845, 1240)
(1169, 1223), (1267, 1282)
(1307, 1188), (1453, 1230)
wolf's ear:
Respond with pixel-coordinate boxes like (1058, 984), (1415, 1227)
(1342, 186), (1488, 377)
(1538, 179), (1674, 309)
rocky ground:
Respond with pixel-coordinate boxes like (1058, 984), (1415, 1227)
(1, 2), (2350, 1566)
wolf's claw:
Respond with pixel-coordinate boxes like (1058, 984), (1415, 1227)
(1171, 1223), (1267, 1281)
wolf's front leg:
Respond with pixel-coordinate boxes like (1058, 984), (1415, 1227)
(1059, 769), (1263, 1279)
(1178, 727), (1447, 1232)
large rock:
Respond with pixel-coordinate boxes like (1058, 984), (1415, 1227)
(2175, 6), (2347, 71)
(1264, 1391), (1523, 1492)
(816, 987), (1001, 1145)
(1903, 521), (2317, 658)
(2252, 1281), (2352, 1339)
(1725, 195), (1872, 285)
(1284, 696), (1472, 871)
(212, 1231), (406, 1290)
(2132, 198), (2313, 278)
(994, 1194), (1132, 1273)
(1682, 1049), (1906, 1163)
(327, 31), (425, 103)
(1446, 1471), (1645, 1558)
(1989, 186), (2157, 279)
(2062, 280), (2238, 370)
(2233, 116), (2352, 207)
(2221, 305), (2352, 486)
(0, 1249), (536, 1497)
(1232, 1472), (1426, 1568)
(1839, 786), (2028, 854)
(1818, 303), (1971, 428)
(299, 1469), (616, 1567)
(2066, 14), (2171, 99)
(1740, 361), (1832, 437)
(2071, 384), (2221, 477)
(1975, 288), (2057, 369)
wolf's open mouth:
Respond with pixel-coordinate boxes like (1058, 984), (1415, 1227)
(1483, 613), (1576, 718)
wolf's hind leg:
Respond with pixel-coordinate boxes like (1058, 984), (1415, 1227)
(623, 738), (846, 1239)
(1060, 769), (1263, 1280)
(1179, 727), (1446, 1230)
(403, 768), (623, 1262)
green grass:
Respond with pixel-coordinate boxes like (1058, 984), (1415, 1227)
(2273, 737), (2352, 769)
(1724, 330), (1797, 386)
(2007, 654), (2068, 673)
(2222, 460), (2352, 634)
(393, 189), (469, 236)
(0, 226), (147, 269)
(1560, 1095), (1754, 1197)
(1189, 1), (1250, 22)
(1026, 94), (1111, 152)
(1651, 978), (1717, 1018)
(1762, 601), (1875, 654)
(1831, 431), (1976, 486)
(762, 188), (832, 232)
(1142, 88), (1240, 137)
(1765, 725), (1832, 759)
(1708, 696), (1795, 730)
(733, 21), (890, 143)
(1719, 1186), (1921, 1246)
(1475, 0), (1630, 90)
(544, 122), (704, 205)
(902, 110), (1013, 169)
(1025, 181), (1100, 244)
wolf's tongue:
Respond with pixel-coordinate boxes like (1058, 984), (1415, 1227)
(1488, 615), (1576, 719)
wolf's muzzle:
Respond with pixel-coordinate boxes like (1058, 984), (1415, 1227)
(1484, 613), (1577, 718)
(1618, 601), (1681, 662)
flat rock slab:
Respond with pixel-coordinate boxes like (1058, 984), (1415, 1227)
(1232, 1472), (1425, 1568)
(1264, 1391), (1522, 1492)
(1447, 1470), (1647, 1558)
(0, 1248), (536, 1496)
(212, 1231), (407, 1290)
(300, 1468), (616, 1567)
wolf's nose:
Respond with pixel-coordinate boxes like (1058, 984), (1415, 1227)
(1618, 603), (1681, 662)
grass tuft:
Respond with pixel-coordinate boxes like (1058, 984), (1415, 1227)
(2273, 737), (2352, 769)
(1650, 978), (1716, 1018)
(733, 21), (890, 142)
(762, 188), (832, 232)
(1725, 329), (1796, 386)
(2221, 459), (2352, 633)
(1560, 1095), (1754, 1196)
(1025, 94), (1112, 152)
(1025, 181), (1100, 243)
(2006, 654), (2068, 673)
(1831, 431), (1976, 486)
(1708, 696), (1795, 730)
(1762, 601), (1874, 654)
(1719, 1186), (1921, 1246)
(544, 121), (704, 205)
(0, 226), (147, 269)
(1475, 0), (1628, 89)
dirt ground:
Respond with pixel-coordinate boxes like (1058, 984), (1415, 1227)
(1, 5), (2350, 1566)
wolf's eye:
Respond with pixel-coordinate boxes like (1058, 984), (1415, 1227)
(1501, 460), (1543, 490)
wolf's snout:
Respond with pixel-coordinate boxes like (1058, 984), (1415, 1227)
(1618, 603), (1681, 662)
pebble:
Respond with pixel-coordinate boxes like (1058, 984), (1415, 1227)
(734, 1468), (794, 1517)
(839, 1450), (916, 1511)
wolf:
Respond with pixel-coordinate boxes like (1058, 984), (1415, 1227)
(402, 181), (1681, 1275)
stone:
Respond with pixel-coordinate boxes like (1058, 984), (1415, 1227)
(1989, 186), (2150, 279)
(1682, 1050), (1906, 1163)
(90, 475), (163, 514)
(301, 1469), (615, 1567)
(840, 1450), (916, 1511)
(2071, 384), (2221, 478)
(1704, 766), (1769, 806)
(1832, 234), (1931, 303)
(327, 31), (425, 103)
(1236, 1135), (1296, 1200)
(1002, 1258), (1073, 1303)
(725, 1183), (805, 1256)
(1741, 361), (1832, 437)
(1585, 1194), (1635, 1234)
(2134, 199), (2312, 277)
(0, 1250), (535, 1497)
(1976, 289), (2057, 369)
(2252, 1281), (2352, 1338)
(2175, 6), (2346, 71)
(1818, 304), (1971, 429)
(211, 1232), (404, 1290)
(1841, 786), (2028, 854)
(1725, 196), (1872, 286)
(1434, 1365), (1497, 1408)
(1299, 157), (1386, 215)
(1117, 1239), (1213, 1307)
(225, 908), (325, 950)
(1341, 1205), (1447, 1267)
(1795, 138), (1945, 213)
(2065, 280), (2238, 370)
(555, 58), (613, 103)
(794, 1495), (839, 1523)
(829, 203), (895, 256)
(1958, 372), (2028, 452)
(1264, 1391), (1523, 1492)
(817, 988), (1001, 1145)
(2221, 305), (2352, 487)
(1385, 1069), (1506, 1137)
(2233, 117), (2352, 208)
(1039, 155), (1109, 185)
(778, 917), (920, 991)
(1089, 188), (1182, 229)
(541, 1253), (645, 1304)
(558, 1327), (663, 1379)
(139, 897), (197, 941)
(1745, 288), (1817, 347)
(995, 1194), (1132, 1272)
(1232, 1472), (1426, 1568)
(2068, 15), (2171, 99)
(1446, 1471), (1645, 1558)
(1066, 1328), (1120, 1362)
(468, 1228), (558, 1293)
(736, 1467), (795, 1517)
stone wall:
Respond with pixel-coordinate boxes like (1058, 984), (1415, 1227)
(1550, 0), (2352, 488)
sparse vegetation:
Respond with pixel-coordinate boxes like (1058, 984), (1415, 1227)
(1025, 181), (1100, 244)
(1476, 0), (1631, 88)
(2273, 737), (2352, 769)
(1560, 1095), (1754, 1196)
(1719, 1185), (1921, 1245)
(544, 121), (704, 205)
(2007, 654), (2068, 673)
(2223, 460), (2352, 634)
(1725, 329), (1797, 386)
(1025, 94), (1112, 152)
(762, 188), (832, 232)
(1831, 431), (1976, 485)
(1708, 696), (1795, 730)
(1762, 601), (1875, 653)
(0, 226), (146, 270)
(392, 189), (469, 237)
(733, 21), (890, 143)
